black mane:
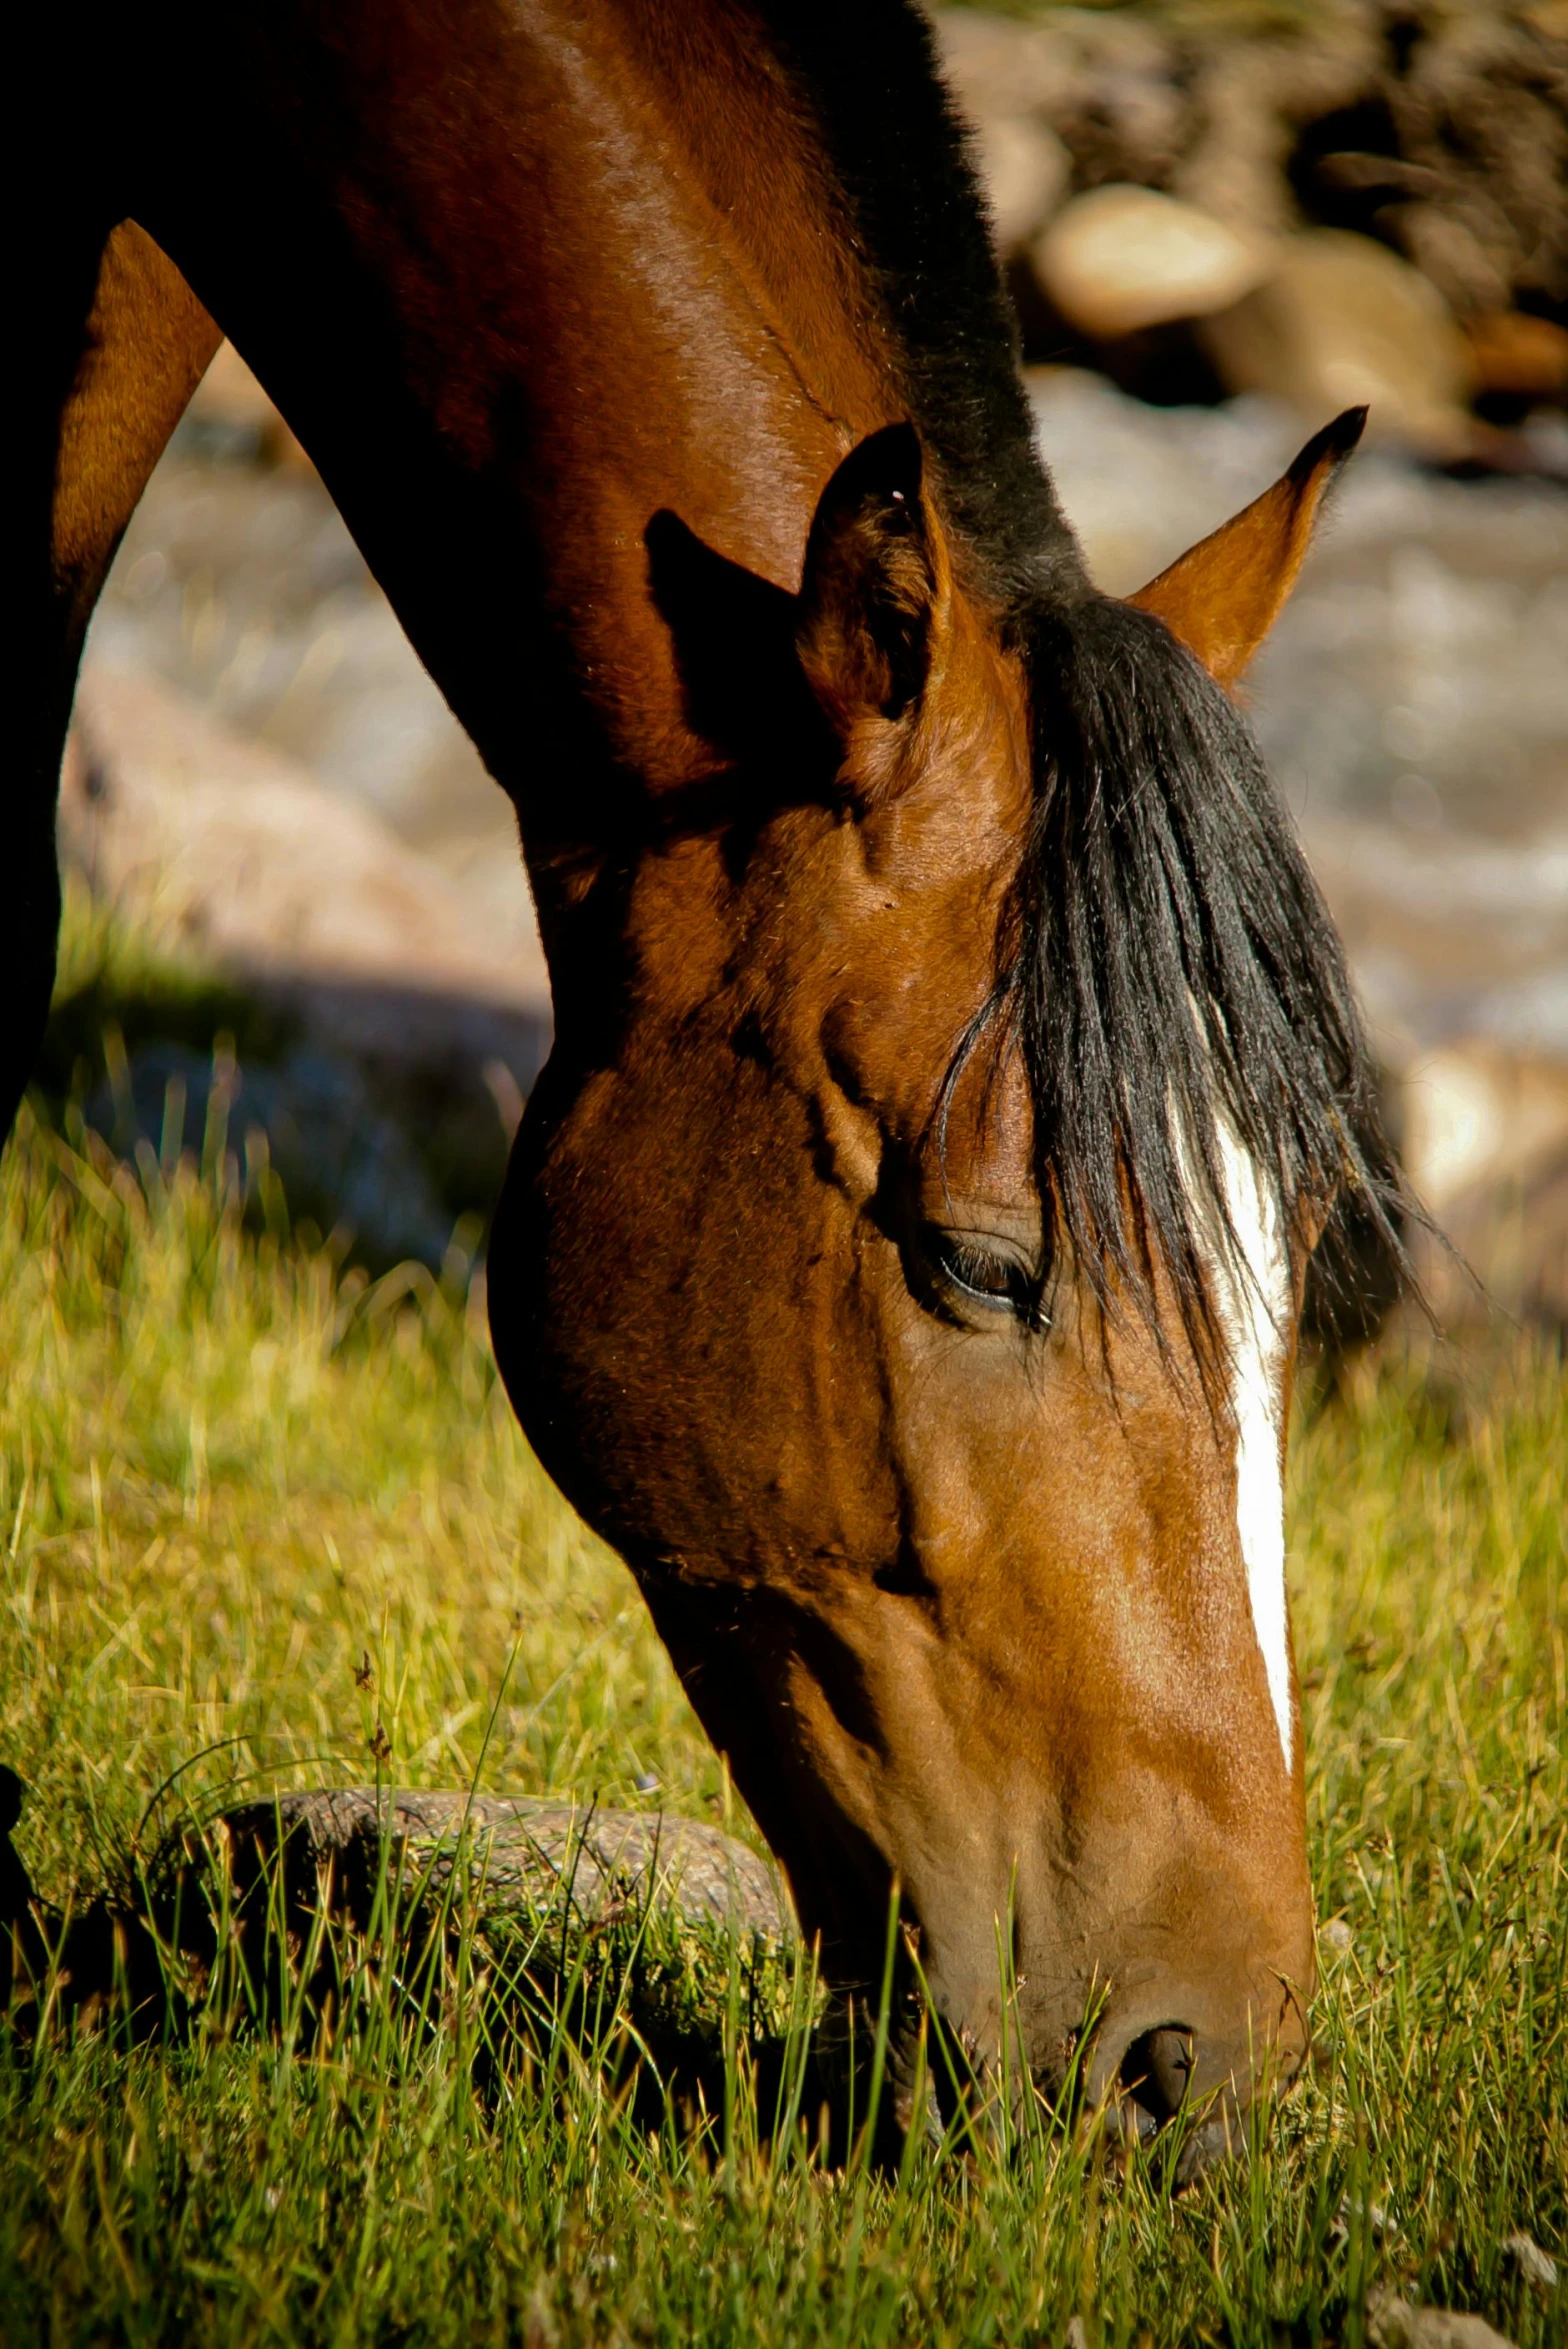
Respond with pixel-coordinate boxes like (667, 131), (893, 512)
(996, 599), (1400, 1356)
(765, 0), (1400, 1349)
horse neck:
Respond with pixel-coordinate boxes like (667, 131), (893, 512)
(125, 0), (902, 944)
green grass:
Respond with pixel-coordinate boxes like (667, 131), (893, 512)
(0, 1022), (1563, 2341)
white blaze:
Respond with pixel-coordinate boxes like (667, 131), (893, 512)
(1210, 1120), (1294, 1773)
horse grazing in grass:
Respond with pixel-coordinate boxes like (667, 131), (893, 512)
(19, 0), (1396, 2161)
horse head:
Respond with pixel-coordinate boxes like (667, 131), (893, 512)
(21, 0), (1398, 2176)
(492, 406), (1392, 2162)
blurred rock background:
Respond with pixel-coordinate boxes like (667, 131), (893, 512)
(45, 0), (1568, 1330)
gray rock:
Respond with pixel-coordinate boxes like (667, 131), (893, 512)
(212, 1787), (790, 1941)
(1502, 2233), (1559, 2293)
(1367, 2286), (1518, 2349)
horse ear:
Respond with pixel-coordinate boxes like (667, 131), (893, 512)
(796, 423), (937, 733)
(1128, 407), (1366, 690)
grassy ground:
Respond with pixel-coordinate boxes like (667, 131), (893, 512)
(0, 1003), (1563, 2342)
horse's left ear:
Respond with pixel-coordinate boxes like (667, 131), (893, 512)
(1128, 407), (1366, 691)
(796, 423), (938, 735)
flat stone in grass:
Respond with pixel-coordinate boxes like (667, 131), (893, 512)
(0, 1774), (789, 2033)
(211, 1787), (790, 1941)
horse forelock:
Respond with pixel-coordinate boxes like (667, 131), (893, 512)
(973, 593), (1404, 1388)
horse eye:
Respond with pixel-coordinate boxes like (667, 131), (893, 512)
(923, 1230), (1048, 1328)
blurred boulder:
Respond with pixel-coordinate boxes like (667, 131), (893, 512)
(1397, 1041), (1568, 1332)
(1294, 4), (1568, 328)
(936, 11), (1070, 252)
(1038, 10), (1186, 192)
(1464, 308), (1568, 401)
(936, 8), (1082, 126)
(63, 661), (548, 1029)
(1200, 229), (1476, 458)
(971, 113), (1069, 253)
(938, 7), (1187, 198)
(58, 660), (552, 1259)
(1031, 184), (1273, 340)
(1175, 36), (1375, 239)
(1402, 1043), (1568, 1213)
(935, 0), (1568, 456)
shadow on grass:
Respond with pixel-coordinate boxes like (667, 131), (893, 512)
(28, 881), (525, 1272)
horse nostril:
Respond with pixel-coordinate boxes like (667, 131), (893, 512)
(1119, 2025), (1195, 2125)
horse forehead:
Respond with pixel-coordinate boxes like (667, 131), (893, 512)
(804, 879), (1008, 1108)
(794, 768), (1028, 1026)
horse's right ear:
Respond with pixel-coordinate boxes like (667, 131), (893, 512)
(796, 424), (938, 736)
(1128, 406), (1366, 691)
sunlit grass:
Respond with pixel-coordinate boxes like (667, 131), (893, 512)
(0, 1094), (721, 1912)
(0, 961), (1561, 2340)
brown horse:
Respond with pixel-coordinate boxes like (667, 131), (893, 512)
(20, 0), (1397, 2159)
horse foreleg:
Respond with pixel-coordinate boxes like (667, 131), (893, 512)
(6, 216), (219, 1137)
